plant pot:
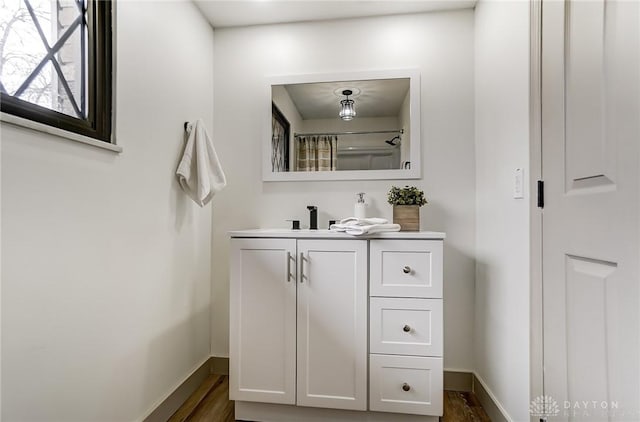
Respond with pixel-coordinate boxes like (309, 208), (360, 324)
(393, 205), (420, 231)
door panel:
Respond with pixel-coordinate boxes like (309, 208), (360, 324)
(296, 239), (367, 410)
(229, 238), (297, 404)
(564, 0), (616, 192)
(564, 255), (617, 406)
(542, 0), (639, 420)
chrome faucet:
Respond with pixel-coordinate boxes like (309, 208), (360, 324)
(307, 206), (318, 230)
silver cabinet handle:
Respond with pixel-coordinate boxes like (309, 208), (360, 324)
(299, 252), (305, 283)
(402, 383), (411, 392)
(403, 266), (411, 274)
(286, 252), (292, 282)
(403, 325), (411, 333)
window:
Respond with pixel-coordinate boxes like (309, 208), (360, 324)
(272, 103), (290, 172)
(0, 0), (112, 143)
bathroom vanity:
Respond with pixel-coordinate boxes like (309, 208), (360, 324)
(229, 229), (444, 422)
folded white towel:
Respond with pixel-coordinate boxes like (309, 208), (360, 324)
(176, 119), (227, 207)
(337, 217), (389, 226)
(330, 217), (401, 236)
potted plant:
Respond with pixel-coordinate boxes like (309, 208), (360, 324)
(387, 186), (428, 231)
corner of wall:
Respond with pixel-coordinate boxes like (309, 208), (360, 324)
(473, 0), (531, 421)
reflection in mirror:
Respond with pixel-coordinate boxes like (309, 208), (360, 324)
(271, 103), (290, 172)
(271, 78), (411, 172)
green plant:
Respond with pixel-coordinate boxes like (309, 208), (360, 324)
(387, 186), (428, 206)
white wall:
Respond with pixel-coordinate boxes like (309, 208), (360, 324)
(0, 2), (214, 420)
(474, 1), (530, 420)
(211, 10), (476, 371)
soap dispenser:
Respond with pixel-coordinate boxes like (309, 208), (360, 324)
(354, 192), (367, 219)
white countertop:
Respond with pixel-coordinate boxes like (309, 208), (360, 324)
(228, 229), (446, 240)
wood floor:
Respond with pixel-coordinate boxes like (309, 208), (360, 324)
(168, 375), (233, 422)
(443, 390), (492, 422)
(169, 375), (491, 422)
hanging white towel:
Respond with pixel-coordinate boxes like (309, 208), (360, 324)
(329, 217), (401, 236)
(176, 119), (227, 207)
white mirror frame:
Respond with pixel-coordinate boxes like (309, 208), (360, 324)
(262, 69), (421, 182)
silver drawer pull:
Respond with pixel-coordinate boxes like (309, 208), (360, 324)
(403, 325), (411, 333)
(402, 266), (411, 274)
(402, 383), (411, 392)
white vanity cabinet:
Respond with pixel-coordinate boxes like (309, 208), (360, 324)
(230, 237), (368, 411)
(229, 230), (445, 422)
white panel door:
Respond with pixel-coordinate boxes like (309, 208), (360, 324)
(542, 1), (639, 420)
(296, 239), (368, 411)
(229, 238), (297, 404)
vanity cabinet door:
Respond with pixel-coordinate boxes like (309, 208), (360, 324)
(296, 239), (368, 411)
(229, 238), (297, 405)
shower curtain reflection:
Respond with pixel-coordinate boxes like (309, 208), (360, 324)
(296, 135), (338, 171)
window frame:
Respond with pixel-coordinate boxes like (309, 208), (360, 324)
(271, 103), (291, 172)
(0, 0), (113, 143)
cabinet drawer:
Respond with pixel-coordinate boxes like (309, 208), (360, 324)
(370, 298), (442, 357)
(370, 240), (443, 298)
(369, 354), (443, 416)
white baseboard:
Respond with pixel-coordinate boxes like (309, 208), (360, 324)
(140, 357), (213, 422)
(472, 372), (512, 422)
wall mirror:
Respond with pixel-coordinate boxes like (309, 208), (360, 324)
(263, 69), (421, 181)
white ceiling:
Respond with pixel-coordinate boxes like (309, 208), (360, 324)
(194, 0), (477, 28)
(282, 78), (410, 119)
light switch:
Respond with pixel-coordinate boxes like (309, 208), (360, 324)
(514, 168), (524, 199)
